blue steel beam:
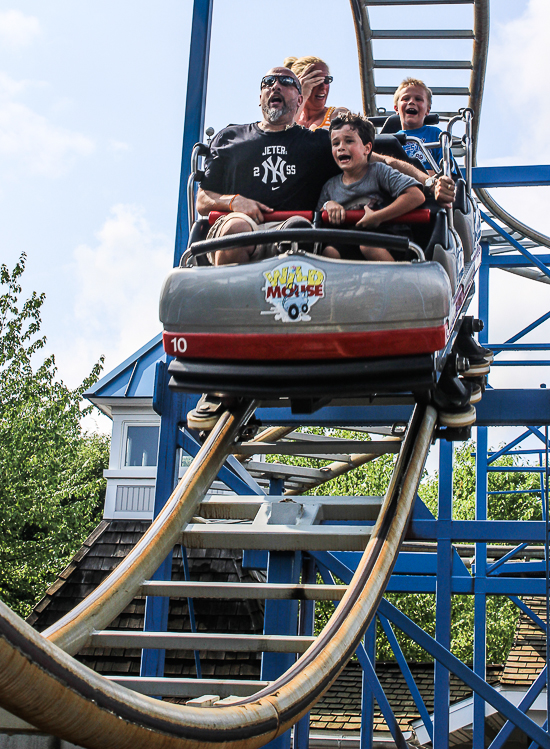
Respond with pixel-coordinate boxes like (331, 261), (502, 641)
(361, 621), (376, 749)
(141, 362), (190, 680)
(508, 596), (547, 632)
(378, 614), (434, 742)
(434, 440), (452, 749)
(481, 211), (550, 281)
(487, 255), (550, 268)
(356, 642), (408, 749)
(257, 388), (550, 426)
(473, 427), (488, 749)
(310, 552), (550, 747)
(378, 599), (550, 749)
(174, 0), (213, 266)
(409, 519), (545, 541)
(472, 165), (550, 187)
(488, 668), (547, 749)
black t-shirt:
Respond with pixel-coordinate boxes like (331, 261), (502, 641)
(201, 123), (340, 211)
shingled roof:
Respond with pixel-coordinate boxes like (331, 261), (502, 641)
(310, 661), (504, 736)
(28, 519), (263, 680)
(500, 596), (545, 689)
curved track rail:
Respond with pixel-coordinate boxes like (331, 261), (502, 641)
(0, 403), (437, 747)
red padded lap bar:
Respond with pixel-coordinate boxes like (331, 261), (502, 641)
(207, 209), (430, 226)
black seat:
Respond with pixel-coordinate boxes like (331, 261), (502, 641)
(379, 113), (440, 134)
(373, 134), (427, 174)
(188, 219), (210, 265)
(454, 178), (468, 214)
(424, 209), (448, 261)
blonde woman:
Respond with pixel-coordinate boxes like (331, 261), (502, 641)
(284, 55), (348, 130)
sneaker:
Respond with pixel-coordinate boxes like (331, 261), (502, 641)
(187, 393), (226, 431)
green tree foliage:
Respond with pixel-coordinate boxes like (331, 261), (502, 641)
(268, 429), (542, 664)
(0, 255), (109, 617)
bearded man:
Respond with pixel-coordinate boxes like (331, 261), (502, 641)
(196, 66), (339, 265)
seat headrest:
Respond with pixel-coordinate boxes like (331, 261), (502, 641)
(379, 113), (441, 134)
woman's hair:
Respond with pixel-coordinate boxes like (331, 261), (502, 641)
(393, 77), (432, 108)
(284, 55), (329, 78)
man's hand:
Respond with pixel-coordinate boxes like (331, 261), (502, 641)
(324, 200), (346, 225)
(356, 206), (381, 230)
(230, 195), (273, 223)
(433, 175), (456, 207)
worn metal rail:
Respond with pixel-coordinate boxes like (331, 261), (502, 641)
(0, 404), (437, 748)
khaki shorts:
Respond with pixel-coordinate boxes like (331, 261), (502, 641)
(206, 212), (313, 264)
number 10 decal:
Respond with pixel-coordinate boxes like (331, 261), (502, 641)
(171, 336), (187, 354)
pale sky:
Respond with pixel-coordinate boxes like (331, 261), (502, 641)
(2, 0), (550, 442)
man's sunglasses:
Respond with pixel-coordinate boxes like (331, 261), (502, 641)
(321, 76), (333, 84)
(261, 75), (302, 94)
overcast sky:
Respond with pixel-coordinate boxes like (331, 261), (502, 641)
(2, 0), (550, 444)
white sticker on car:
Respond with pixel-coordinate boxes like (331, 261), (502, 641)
(261, 260), (325, 322)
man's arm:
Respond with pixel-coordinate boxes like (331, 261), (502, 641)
(196, 188), (273, 224)
(371, 152), (455, 206)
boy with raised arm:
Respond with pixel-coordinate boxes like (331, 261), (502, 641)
(318, 113), (425, 261)
(393, 77), (456, 206)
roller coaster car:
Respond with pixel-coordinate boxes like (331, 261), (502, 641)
(160, 121), (483, 415)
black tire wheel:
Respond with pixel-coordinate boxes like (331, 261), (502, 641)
(301, 303), (309, 313)
(288, 304), (299, 320)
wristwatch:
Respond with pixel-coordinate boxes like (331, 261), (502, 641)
(424, 175), (437, 194)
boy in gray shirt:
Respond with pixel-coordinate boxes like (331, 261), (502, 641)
(317, 112), (425, 260)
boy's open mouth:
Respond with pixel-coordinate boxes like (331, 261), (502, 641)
(337, 154), (351, 164)
(405, 107), (418, 115)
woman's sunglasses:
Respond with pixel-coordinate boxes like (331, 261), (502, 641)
(261, 75), (302, 94)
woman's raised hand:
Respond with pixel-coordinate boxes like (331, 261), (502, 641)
(298, 63), (328, 101)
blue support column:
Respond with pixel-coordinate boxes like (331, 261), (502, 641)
(294, 555), (316, 749)
(478, 241), (490, 340)
(433, 439), (453, 749)
(174, 0), (214, 266)
(473, 426), (488, 748)
(261, 549), (301, 749)
(361, 619), (376, 749)
(262, 476), (301, 749)
(473, 240), (490, 745)
(141, 361), (190, 679)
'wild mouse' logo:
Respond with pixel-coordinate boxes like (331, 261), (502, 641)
(261, 260), (325, 322)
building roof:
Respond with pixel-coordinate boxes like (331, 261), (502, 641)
(29, 519), (263, 680)
(500, 596), (545, 689)
(84, 334), (163, 416)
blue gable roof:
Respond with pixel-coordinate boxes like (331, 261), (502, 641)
(85, 333), (165, 406)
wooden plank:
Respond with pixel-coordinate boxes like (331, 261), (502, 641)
(91, 632), (316, 653)
(139, 581), (347, 600)
(107, 677), (268, 698)
(182, 524), (373, 551)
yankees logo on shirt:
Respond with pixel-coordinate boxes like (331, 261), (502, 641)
(252, 147), (297, 189)
(200, 123), (339, 210)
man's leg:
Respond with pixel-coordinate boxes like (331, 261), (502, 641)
(213, 216), (256, 265)
(359, 245), (395, 262)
